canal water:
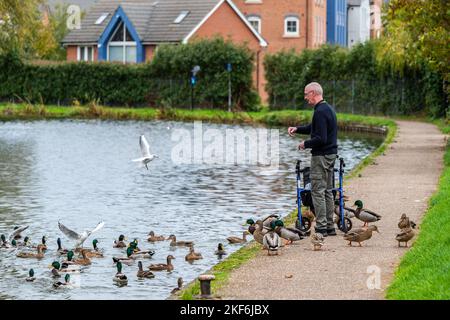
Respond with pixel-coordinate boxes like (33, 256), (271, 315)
(0, 120), (383, 299)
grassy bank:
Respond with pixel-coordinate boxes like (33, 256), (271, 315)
(386, 121), (450, 300)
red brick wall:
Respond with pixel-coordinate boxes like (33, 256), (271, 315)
(192, 1), (267, 103)
(144, 45), (157, 62)
(66, 46), (78, 61)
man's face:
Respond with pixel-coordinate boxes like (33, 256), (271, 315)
(304, 89), (315, 106)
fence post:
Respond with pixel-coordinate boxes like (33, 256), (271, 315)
(351, 79), (355, 114)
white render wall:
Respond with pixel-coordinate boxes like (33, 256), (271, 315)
(347, 0), (370, 48)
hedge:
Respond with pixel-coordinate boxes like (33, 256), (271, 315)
(264, 42), (447, 117)
(0, 38), (259, 110)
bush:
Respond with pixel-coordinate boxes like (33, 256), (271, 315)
(0, 38), (259, 110)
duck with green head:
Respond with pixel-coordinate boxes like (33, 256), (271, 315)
(26, 269), (36, 282)
(113, 261), (128, 285)
(273, 220), (305, 244)
(50, 261), (79, 277)
(82, 239), (104, 258)
(112, 247), (135, 266)
(53, 274), (71, 288)
(0, 234), (10, 248)
(57, 238), (69, 255)
(353, 200), (381, 227)
(113, 235), (127, 248)
(129, 241), (154, 258)
(62, 250), (76, 265)
(262, 220), (282, 255)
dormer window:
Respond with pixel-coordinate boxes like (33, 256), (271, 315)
(174, 11), (189, 24)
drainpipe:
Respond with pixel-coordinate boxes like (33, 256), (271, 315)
(256, 49), (260, 97)
(305, 0), (309, 48)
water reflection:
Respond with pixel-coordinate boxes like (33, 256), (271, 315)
(0, 120), (383, 299)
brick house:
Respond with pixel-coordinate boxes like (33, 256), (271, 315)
(62, 0), (268, 100)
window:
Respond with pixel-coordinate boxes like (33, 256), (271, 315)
(284, 16), (299, 37)
(247, 15), (261, 34)
(107, 21), (137, 64)
(174, 11), (189, 24)
(78, 46), (94, 62)
(95, 13), (109, 25)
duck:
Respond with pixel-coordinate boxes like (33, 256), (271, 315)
(73, 249), (91, 266)
(113, 235), (127, 248)
(50, 261), (79, 277)
(40, 236), (48, 251)
(227, 231), (249, 244)
(137, 261), (155, 279)
(16, 244), (45, 259)
(215, 243), (227, 257)
(17, 236), (31, 248)
(147, 231), (165, 242)
(185, 245), (203, 261)
(78, 239), (104, 258)
(26, 269), (36, 282)
(396, 227), (415, 247)
(398, 214), (417, 230)
(261, 214), (280, 229)
(128, 239), (141, 252)
(53, 274), (72, 289)
(334, 199), (356, 218)
(262, 225), (282, 256)
(112, 247), (136, 266)
(0, 234), (10, 248)
(168, 235), (194, 247)
(246, 219), (257, 235)
(113, 261), (128, 286)
(148, 255), (175, 272)
(273, 220), (305, 244)
(353, 200), (381, 227)
(311, 233), (325, 251)
(62, 250), (77, 265)
(343, 225), (380, 246)
(129, 242), (155, 258)
(171, 277), (183, 294)
(56, 238), (69, 255)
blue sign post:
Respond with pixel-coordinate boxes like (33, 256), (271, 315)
(190, 66), (200, 111)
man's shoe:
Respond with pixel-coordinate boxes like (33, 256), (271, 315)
(327, 228), (337, 236)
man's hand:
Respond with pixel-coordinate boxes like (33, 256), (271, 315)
(298, 141), (305, 150)
(288, 127), (297, 137)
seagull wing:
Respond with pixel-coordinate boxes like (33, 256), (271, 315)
(58, 222), (81, 240)
(90, 221), (105, 234)
(8, 225), (29, 241)
(139, 135), (151, 158)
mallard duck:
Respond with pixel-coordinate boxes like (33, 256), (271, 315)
(58, 221), (104, 248)
(261, 214), (280, 229)
(147, 231), (165, 242)
(168, 235), (194, 247)
(62, 250), (77, 265)
(128, 241), (155, 258)
(396, 227), (415, 247)
(129, 239), (142, 252)
(311, 233), (325, 251)
(26, 269), (36, 282)
(398, 214), (417, 230)
(50, 261), (79, 277)
(113, 261), (128, 286)
(0, 234), (10, 248)
(273, 220), (305, 244)
(112, 247), (136, 266)
(56, 238), (69, 255)
(343, 225), (380, 246)
(334, 199), (356, 218)
(16, 244), (45, 259)
(252, 220), (268, 245)
(148, 255), (175, 272)
(113, 235), (127, 248)
(53, 274), (72, 288)
(262, 226), (282, 256)
(137, 261), (155, 279)
(80, 239), (104, 258)
(40, 236), (47, 251)
(17, 236), (31, 248)
(353, 200), (381, 227)
(215, 243), (227, 257)
(171, 277), (183, 294)
(227, 231), (249, 244)
(73, 249), (91, 266)
(11, 239), (18, 247)
(185, 245), (203, 261)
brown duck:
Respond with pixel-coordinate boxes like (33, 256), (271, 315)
(227, 231), (249, 244)
(396, 227), (415, 247)
(148, 255), (175, 272)
(343, 225), (379, 246)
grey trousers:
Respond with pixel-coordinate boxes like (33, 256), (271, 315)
(311, 154), (337, 231)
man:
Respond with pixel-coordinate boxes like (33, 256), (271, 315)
(288, 82), (338, 237)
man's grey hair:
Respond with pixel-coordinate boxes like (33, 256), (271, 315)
(305, 82), (323, 96)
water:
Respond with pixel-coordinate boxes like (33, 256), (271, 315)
(0, 120), (382, 299)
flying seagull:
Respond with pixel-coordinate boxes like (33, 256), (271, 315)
(132, 135), (158, 170)
(58, 221), (105, 248)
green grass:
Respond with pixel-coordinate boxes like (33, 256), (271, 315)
(386, 122), (450, 300)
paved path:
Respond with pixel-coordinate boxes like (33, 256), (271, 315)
(217, 121), (446, 300)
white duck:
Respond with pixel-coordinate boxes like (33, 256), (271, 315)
(132, 135), (158, 170)
(58, 221), (104, 248)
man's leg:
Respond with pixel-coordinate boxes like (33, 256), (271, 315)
(324, 154), (337, 235)
(311, 156), (327, 235)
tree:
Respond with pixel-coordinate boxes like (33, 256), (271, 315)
(378, 0), (449, 86)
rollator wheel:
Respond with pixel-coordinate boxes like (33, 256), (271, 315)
(337, 217), (352, 232)
(296, 217), (311, 232)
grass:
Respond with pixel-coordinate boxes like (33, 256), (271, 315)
(386, 121), (450, 300)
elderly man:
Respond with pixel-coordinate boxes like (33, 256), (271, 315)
(288, 82), (338, 237)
